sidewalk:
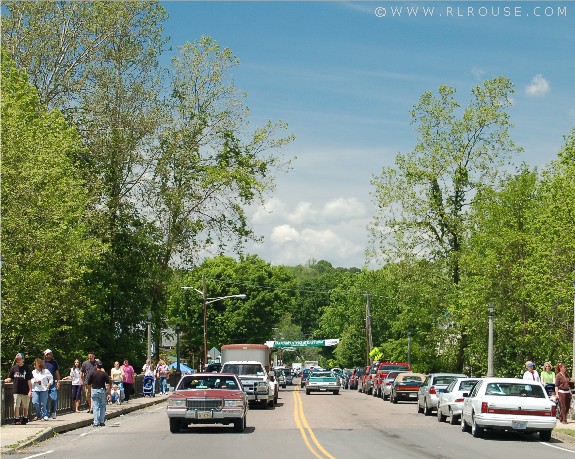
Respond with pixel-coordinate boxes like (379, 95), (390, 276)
(0, 394), (168, 455)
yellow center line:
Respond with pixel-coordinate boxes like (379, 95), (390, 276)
(293, 386), (337, 459)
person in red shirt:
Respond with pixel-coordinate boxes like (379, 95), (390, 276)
(122, 359), (135, 402)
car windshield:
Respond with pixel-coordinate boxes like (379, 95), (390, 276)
(222, 364), (264, 376)
(179, 376), (239, 390)
(380, 365), (410, 371)
(459, 380), (479, 391)
(403, 376), (423, 382)
(433, 376), (458, 386)
(485, 383), (546, 398)
(311, 372), (333, 378)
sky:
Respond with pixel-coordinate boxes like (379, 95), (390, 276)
(161, 1), (575, 268)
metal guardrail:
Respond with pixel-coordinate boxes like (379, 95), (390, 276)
(1, 375), (160, 425)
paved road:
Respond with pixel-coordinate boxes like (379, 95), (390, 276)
(13, 386), (575, 459)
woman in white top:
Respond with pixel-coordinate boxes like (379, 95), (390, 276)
(31, 358), (53, 421)
(110, 361), (125, 395)
(70, 360), (82, 412)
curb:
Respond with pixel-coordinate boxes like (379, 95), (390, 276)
(1, 397), (166, 455)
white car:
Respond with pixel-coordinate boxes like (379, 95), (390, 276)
(461, 377), (556, 441)
(437, 378), (480, 424)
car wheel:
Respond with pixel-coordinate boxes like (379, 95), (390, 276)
(234, 414), (246, 433)
(461, 414), (470, 432)
(424, 399), (432, 416)
(449, 408), (458, 425)
(383, 393), (389, 401)
(169, 418), (181, 433)
(333, 390), (339, 395)
(305, 389), (311, 395)
(417, 399), (424, 413)
(262, 399), (269, 409)
(471, 413), (483, 438)
(437, 405), (447, 422)
(268, 398), (275, 408)
(539, 430), (552, 442)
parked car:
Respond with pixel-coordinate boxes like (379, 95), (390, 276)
(380, 370), (409, 400)
(357, 366), (371, 393)
(418, 373), (467, 416)
(300, 369), (311, 388)
(166, 373), (248, 433)
(363, 362), (381, 395)
(305, 370), (341, 395)
(349, 367), (362, 390)
(437, 378), (480, 424)
(274, 368), (287, 388)
(372, 362), (411, 398)
(460, 377), (556, 441)
(284, 368), (293, 385)
(390, 372), (427, 403)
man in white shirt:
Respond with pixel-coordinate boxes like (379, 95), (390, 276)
(522, 361), (541, 382)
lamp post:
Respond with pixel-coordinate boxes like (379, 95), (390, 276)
(407, 330), (411, 367)
(147, 311), (152, 362)
(487, 303), (494, 377)
(182, 277), (246, 370)
(175, 323), (181, 375)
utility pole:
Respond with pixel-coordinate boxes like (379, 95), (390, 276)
(202, 275), (207, 371)
(365, 292), (373, 366)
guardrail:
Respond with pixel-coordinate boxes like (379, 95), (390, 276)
(1, 375), (160, 425)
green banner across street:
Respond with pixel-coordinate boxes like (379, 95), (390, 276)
(266, 339), (340, 348)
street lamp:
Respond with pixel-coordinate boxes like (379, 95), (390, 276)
(487, 303), (494, 377)
(182, 276), (246, 370)
(175, 323), (181, 375)
(147, 311), (152, 362)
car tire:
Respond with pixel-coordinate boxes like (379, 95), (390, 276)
(437, 406), (447, 422)
(392, 395), (398, 404)
(461, 414), (470, 433)
(169, 418), (181, 433)
(449, 408), (458, 425)
(234, 414), (246, 433)
(306, 389), (311, 395)
(333, 390), (339, 395)
(383, 393), (388, 401)
(262, 399), (269, 409)
(417, 399), (424, 413)
(424, 399), (432, 416)
(471, 413), (483, 438)
(539, 430), (552, 442)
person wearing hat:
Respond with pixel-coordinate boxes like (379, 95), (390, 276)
(523, 360), (541, 382)
(4, 353), (33, 424)
(42, 349), (61, 419)
(87, 360), (110, 427)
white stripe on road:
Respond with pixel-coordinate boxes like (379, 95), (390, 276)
(540, 441), (575, 454)
(22, 451), (54, 459)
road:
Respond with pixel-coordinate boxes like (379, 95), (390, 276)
(14, 386), (575, 459)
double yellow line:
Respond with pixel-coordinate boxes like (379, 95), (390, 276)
(293, 387), (337, 459)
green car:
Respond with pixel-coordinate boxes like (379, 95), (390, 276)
(305, 371), (341, 395)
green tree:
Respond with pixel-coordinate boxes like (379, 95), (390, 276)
(369, 77), (521, 371)
(1, 53), (102, 370)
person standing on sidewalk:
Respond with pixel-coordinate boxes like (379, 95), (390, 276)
(122, 359), (135, 402)
(87, 361), (110, 427)
(69, 359), (83, 412)
(4, 353), (33, 424)
(555, 362), (572, 424)
(81, 351), (97, 413)
(42, 349), (61, 419)
(31, 358), (53, 421)
(156, 359), (169, 395)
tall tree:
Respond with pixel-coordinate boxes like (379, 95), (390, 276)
(1, 53), (101, 370)
(369, 77), (521, 371)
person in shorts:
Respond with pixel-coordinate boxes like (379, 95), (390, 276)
(4, 353), (33, 424)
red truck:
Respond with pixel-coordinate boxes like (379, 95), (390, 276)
(372, 361), (411, 398)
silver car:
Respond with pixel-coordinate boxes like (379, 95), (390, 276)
(437, 378), (480, 424)
(381, 370), (408, 400)
(417, 373), (467, 416)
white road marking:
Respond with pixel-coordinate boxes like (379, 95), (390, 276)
(22, 451), (54, 459)
(540, 441), (575, 454)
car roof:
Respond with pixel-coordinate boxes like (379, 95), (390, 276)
(395, 372), (426, 380)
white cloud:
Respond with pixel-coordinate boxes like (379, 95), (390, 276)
(525, 74), (550, 97)
(471, 66), (486, 80)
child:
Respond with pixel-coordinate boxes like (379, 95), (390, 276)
(110, 384), (121, 404)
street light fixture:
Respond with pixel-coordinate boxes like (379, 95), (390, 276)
(487, 303), (494, 377)
(182, 276), (246, 370)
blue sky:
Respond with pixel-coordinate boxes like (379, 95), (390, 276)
(162, 1), (574, 268)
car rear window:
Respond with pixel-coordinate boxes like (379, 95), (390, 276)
(485, 383), (546, 398)
(433, 376), (458, 386)
(403, 376), (423, 382)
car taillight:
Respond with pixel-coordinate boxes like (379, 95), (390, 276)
(481, 402), (488, 413)
(552, 405), (557, 417)
(386, 382), (392, 386)
(454, 398), (464, 403)
(429, 386), (436, 395)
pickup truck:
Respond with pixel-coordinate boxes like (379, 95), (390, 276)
(372, 361), (411, 398)
(221, 361), (275, 408)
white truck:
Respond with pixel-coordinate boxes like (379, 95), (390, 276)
(220, 344), (278, 408)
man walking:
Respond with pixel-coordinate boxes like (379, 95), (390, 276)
(4, 353), (33, 424)
(87, 361), (110, 427)
(42, 349), (60, 419)
(81, 351), (97, 413)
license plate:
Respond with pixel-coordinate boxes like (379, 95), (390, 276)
(512, 420), (527, 430)
(197, 411), (212, 419)
(320, 388), (327, 391)
(409, 393), (417, 397)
